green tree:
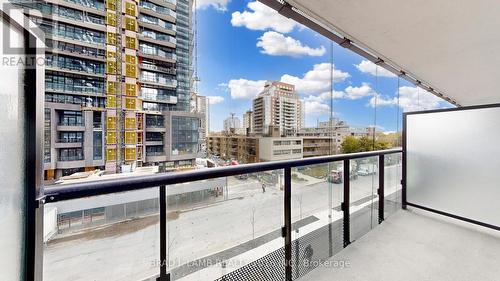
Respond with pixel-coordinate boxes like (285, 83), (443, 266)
(341, 136), (390, 154)
(340, 136), (361, 153)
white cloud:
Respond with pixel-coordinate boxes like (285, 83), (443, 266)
(304, 101), (331, 116)
(369, 86), (444, 111)
(355, 60), (397, 78)
(226, 79), (266, 99)
(257, 31), (326, 57)
(344, 83), (377, 100)
(196, 0), (229, 11)
(231, 1), (299, 33)
(207, 95), (225, 105)
(304, 91), (344, 103)
(280, 63), (350, 94)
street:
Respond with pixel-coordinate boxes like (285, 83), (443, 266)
(43, 164), (402, 281)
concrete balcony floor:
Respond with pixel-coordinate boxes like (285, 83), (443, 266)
(299, 209), (500, 281)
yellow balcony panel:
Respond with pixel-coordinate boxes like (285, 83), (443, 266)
(125, 117), (136, 129)
(125, 17), (137, 31)
(106, 132), (117, 144)
(125, 54), (136, 64)
(106, 32), (117, 45)
(125, 132), (137, 144)
(125, 83), (137, 96)
(106, 96), (116, 108)
(107, 81), (117, 95)
(125, 64), (137, 78)
(106, 11), (117, 27)
(124, 147), (136, 161)
(125, 2), (137, 17)
(125, 36), (137, 49)
(106, 117), (117, 129)
(106, 61), (117, 74)
(125, 98), (137, 110)
(106, 148), (117, 161)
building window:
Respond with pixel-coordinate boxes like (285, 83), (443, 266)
(146, 115), (164, 127)
(58, 148), (84, 161)
(44, 109), (51, 163)
(146, 145), (163, 156)
(58, 132), (83, 143)
(59, 110), (83, 126)
(171, 116), (199, 156)
(93, 131), (103, 160)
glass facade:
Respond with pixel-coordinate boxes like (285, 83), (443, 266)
(139, 42), (176, 59)
(46, 73), (105, 94)
(58, 148), (84, 161)
(58, 111), (84, 126)
(46, 54), (105, 75)
(44, 109), (51, 163)
(146, 115), (164, 127)
(93, 131), (103, 160)
(171, 116), (198, 155)
(34, 18), (105, 45)
(58, 131), (83, 143)
(174, 0), (191, 111)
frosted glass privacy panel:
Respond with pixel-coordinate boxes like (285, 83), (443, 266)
(406, 107), (500, 227)
(0, 17), (26, 281)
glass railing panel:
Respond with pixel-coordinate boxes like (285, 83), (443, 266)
(349, 156), (379, 242)
(290, 161), (344, 280)
(166, 170), (285, 280)
(384, 153), (402, 218)
(43, 187), (160, 281)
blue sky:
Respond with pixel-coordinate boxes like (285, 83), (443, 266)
(195, 1), (452, 132)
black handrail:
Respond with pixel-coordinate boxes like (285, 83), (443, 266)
(42, 148), (401, 203)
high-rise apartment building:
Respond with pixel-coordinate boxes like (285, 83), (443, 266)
(243, 110), (253, 135)
(223, 114), (241, 134)
(252, 81), (304, 137)
(13, 0), (199, 179)
(191, 93), (209, 153)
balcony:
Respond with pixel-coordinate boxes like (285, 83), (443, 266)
(6, 0), (500, 280)
(145, 151), (167, 162)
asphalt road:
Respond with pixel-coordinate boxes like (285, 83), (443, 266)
(43, 165), (402, 281)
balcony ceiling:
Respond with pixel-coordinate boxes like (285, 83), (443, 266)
(288, 0), (500, 106)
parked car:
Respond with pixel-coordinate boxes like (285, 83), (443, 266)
(327, 170), (342, 184)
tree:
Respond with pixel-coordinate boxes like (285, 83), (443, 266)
(340, 136), (390, 154)
(340, 136), (361, 153)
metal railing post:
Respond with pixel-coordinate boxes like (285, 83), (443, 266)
(157, 185), (169, 281)
(342, 159), (350, 247)
(284, 168), (292, 281)
(378, 155), (385, 224)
